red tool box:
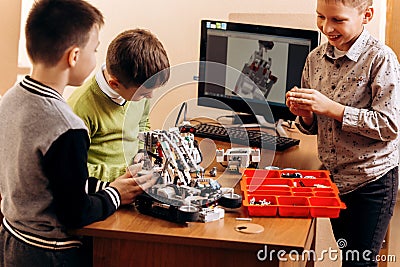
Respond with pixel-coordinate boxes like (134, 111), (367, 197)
(240, 169), (346, 218)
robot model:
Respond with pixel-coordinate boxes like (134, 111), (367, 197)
(234, 40), (278, 100)
(216, 147), (260, 173)
(135, 127), (242, 223)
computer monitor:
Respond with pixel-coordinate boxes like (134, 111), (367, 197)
(197, 20), (320, 126)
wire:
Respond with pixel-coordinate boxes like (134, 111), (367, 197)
(219, 162), (228, 168)
(175, 102), (187, 127)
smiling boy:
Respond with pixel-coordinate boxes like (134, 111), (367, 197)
(286, 1), (400, 266)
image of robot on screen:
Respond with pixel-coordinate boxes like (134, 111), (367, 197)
(233, 40), (278, 101)
(225, 37), (289, 104)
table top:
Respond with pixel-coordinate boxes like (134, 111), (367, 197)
(74, 204), (313, 252)
(74, 121), (320, 252)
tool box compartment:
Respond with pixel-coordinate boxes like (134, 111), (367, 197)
(242, 195), (278, 217)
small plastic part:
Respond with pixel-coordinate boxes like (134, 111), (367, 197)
(198, 206), (225, 222)
(236, 217), (252, 221)
(209, 167), (217, 177)
(215, 147), (260, 173)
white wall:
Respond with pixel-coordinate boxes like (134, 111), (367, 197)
(76, 0), (386, 129)
(87, 0), (385, 66)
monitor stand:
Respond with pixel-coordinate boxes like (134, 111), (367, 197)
(232, 114), (288, 137)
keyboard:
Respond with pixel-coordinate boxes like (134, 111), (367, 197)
(193, 123), (300, 151)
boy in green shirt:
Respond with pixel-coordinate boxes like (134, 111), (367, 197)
(68, 29), (170, 182)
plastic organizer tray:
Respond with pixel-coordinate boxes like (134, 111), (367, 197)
(240, 169), (346, 218)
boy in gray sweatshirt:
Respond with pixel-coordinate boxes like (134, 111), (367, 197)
(0, 1), (153, 266)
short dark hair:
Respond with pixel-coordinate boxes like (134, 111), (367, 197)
(106, 29), (170, 89)
(26, 0), (104, 67)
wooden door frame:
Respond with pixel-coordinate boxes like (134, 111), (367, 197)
(386, 0), (400, 57)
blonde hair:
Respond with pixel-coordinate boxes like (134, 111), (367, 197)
(324, 0), (373, 13)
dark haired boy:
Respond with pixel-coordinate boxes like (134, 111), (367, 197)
(0, 1), (153, 266)
(68, 28), (170, 182)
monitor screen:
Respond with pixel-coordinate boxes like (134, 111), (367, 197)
(197, 20), (320, 124)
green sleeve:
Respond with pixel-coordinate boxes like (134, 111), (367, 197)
(138, 99), (151, 149)
(87, 162), (126, 182)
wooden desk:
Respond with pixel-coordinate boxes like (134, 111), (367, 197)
(74, 124), (320, 267)
(74, 205), (315, 267)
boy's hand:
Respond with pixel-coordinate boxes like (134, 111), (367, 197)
(286, 87), (314, 124)
(126, 162), (143, 175)
(286, 87), (345, 123)
(109, 164), (156, 205)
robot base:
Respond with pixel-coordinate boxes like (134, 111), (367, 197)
(135, 194), (199, 224)
(135, 191), (242, 224)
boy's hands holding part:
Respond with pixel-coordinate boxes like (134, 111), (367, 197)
(109, 163), (156, 205)
(286, 86), (345, 123)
